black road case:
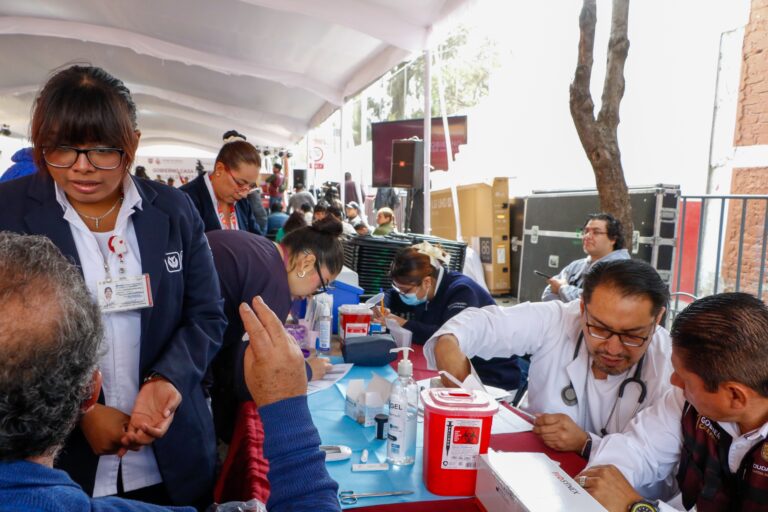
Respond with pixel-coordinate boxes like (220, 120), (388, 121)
(517, 184), (679, 303)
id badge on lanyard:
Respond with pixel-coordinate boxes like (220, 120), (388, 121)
(96, 234), (153, 313)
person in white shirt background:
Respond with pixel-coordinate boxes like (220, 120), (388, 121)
(427, 259), (675, 497)
(580, 292), (768, 512)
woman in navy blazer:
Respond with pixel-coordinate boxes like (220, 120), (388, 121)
(0, 65), (226, 507)
(180, 132), (263, 235)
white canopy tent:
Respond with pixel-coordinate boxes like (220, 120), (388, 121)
(0, 0), (473, 152)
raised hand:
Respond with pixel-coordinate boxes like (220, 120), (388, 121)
(241, 296), (308, 406)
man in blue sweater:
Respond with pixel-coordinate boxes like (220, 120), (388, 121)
(0, 232), (339, 512)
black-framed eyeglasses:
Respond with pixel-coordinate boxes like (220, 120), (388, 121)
(43, 146), (125, 170)
(583, 307), (656, 348)
(311, 260), (329, 296)
(581, 228), (608, 238)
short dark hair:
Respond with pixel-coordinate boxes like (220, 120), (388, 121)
(0, 233), (103, 460)
(281, 217), (344, 275)
(273, 162), (283, 171)
(300, 203), (312, 213)
(31, 65), (139, 173)
(270, 203), (283, 213)
(671, 292), (768, 396)
(327, 205), (343, 221)
(314, 201), (329, 213)
(584, 213), (624, 250)
(582, 259), (669, 316)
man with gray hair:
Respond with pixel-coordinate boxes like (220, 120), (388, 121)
(0, 232), (339, 511)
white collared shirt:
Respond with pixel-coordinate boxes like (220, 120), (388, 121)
(55, 175), (162, 496)
(203, 172), (224, 229)
(590, 387), (768, 510)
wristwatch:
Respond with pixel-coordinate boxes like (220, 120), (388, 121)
(628, 500), (659, 512)
(142, 372), (165, 385)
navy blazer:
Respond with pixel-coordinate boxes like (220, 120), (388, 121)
(0, 172), (227, 506)
(180, 174), (262, 235)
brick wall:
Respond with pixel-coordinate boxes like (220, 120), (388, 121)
(722, 0), (768, 294)
(734, 0), (768, 146)
(722, 168), (768, 294)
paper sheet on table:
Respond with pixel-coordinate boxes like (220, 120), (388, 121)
(491, 405), (534, 434)
(307, 363), (354, 395)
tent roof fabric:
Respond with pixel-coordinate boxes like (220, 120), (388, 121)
(0, 0), (471, 151)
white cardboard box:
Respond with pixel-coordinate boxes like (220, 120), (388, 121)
(344, 375), (391, 427)
(475, 451), (607, 512)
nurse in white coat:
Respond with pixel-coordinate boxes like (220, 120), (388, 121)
(425, 259), (673, 461)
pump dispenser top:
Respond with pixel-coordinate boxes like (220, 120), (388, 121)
(390, 347), (413, 377)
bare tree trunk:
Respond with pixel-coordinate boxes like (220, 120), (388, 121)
(570, 0), (634, 242)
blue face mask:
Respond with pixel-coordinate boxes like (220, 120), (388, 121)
(399, 291), (427, 306)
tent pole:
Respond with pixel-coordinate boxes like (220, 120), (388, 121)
(423, 49), (431, 235)
(340, 106), (345, 208)
(435, 46), (461, 242)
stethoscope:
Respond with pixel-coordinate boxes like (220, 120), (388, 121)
(560, 333), (648, 436)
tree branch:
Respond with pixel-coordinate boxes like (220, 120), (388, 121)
(569, 0), (634, 242)
(570, 0), (600, 159)
(598, 0), (630, 131)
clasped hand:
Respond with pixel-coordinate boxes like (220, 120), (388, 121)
(81, 378), (181, 457)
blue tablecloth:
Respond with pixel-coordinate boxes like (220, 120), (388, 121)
(308, 361), (460, 509)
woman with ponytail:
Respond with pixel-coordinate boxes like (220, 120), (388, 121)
(205, 217), (345, 442)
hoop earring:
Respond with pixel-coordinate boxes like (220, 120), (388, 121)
(297, 270), (306, 278)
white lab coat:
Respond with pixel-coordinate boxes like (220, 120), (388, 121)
(424, 299), (673, 454)
(590, 387), (768, 509)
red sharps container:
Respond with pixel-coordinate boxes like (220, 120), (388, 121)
(421, 388), (498, 496)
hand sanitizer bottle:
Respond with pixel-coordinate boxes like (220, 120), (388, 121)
(387, 347), (417, 465)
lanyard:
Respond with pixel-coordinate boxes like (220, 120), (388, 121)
(103, 234), (128, 280)
(218, 203), (239, 230)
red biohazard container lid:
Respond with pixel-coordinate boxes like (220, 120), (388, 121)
(422, 388), (499, 416)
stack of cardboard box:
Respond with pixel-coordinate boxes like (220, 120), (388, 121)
(430, 178), (511, 295)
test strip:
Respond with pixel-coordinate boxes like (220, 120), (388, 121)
(351, 463), (389, 472)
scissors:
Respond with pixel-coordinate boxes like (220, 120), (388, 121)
(338, 490), (414, 504)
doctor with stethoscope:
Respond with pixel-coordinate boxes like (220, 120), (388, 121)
(426, 259), (673, 466)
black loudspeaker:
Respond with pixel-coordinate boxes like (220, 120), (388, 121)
(293, 168), (306, 189)
(390, 139), (424, 188)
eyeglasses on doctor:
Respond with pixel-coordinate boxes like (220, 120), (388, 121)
(43, 146), (125, 170)
(583, 308), (655, 347)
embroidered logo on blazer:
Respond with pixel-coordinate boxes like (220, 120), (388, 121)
(697, 416), (721, 441)
(164, 251), (182, 273)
